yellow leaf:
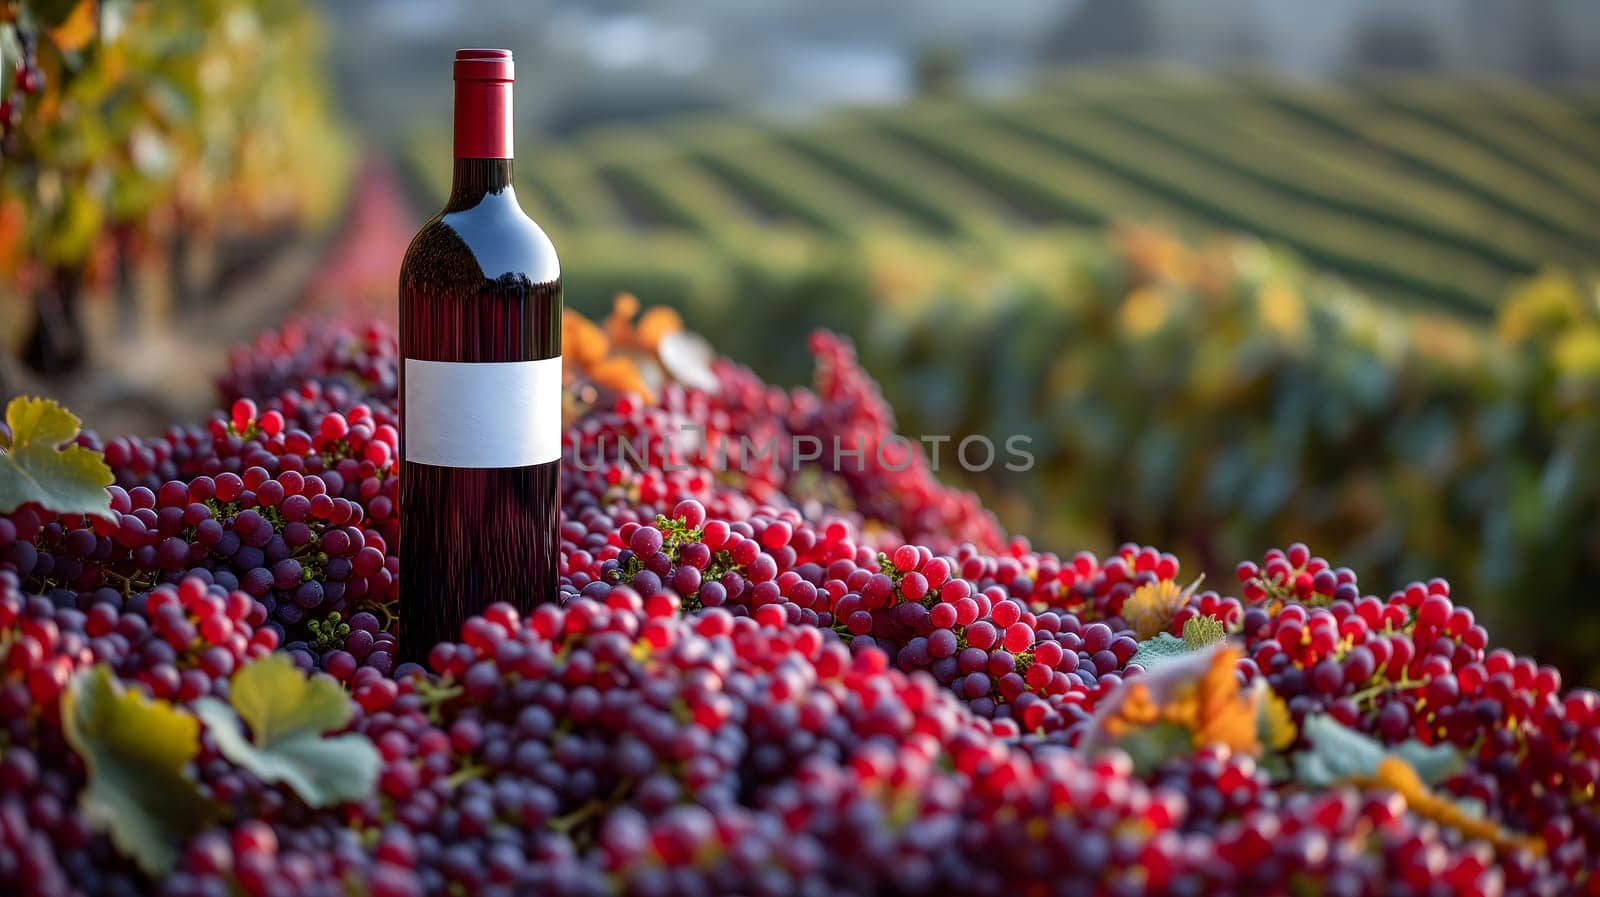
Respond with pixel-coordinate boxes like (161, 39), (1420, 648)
(1257, 283), (1306, 345)
(62, 666), (219, 875)
(1256, 686), (1297, 752)
(227, 652), (351, 745)
(1370, 755), (1544, 855)
(0, 397), (115, 520)
(1123, 578), (1194, 641)
(1118, 286), (1170, 338)
(46, 0), (98, 53)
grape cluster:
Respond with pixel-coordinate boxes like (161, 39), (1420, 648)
(215, 319), (398, 409)
(574, 501), (1161, 737)
(333, 595), (1581, 896)
(11, 381), (404, 678)
(4, 459), (391, 668)
(1, 314), (1597, 896)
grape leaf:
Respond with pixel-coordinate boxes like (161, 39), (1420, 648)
(1128, 632), (1195, 671)
(1293, 713), (1460, 788)
(61, 665), (220, 876)
(193, 654), (378, 807)
(1114, 720), (1195, 776)
(659, 330), (718, 392)
(0, 396), (115, 521)
(1182, 614), (1227, 649)
(45, 0), (98, 53)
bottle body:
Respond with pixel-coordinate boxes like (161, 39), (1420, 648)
(398, 52), (561, 663)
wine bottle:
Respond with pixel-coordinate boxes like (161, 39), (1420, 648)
(398, 48), (561, 662)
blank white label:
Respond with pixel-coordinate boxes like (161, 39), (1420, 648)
(403, 357), (562, 468)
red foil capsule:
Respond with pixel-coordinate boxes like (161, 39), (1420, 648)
(453, 48), (513, 159)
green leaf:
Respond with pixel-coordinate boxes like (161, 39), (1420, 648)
(193, 654), (378, 807)
(1116, 720), (1195, 777)
(61, 666), (221, 876)
(1293, 713), (1460, 788)
(0, 397), (115, 521)
(1128, 632), (1196, 671)
(1182, 614), (1227, 650)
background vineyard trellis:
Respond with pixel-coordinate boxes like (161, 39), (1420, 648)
(407, 70), (1600, 320)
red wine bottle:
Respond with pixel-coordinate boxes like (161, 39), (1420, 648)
(398, 48), (561, 662)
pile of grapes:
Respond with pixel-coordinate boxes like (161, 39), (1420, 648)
(2, 309), (1597, 897)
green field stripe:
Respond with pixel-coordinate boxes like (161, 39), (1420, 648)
(532, 147), (629, 230)
(1253, 83), (1600, 256)
(779, 126), (1011, 238)
(827, 112), (1063, 228)
(672, 122), (908, 235)
(1499, 104), (1600, 168)
(1191, 99), (1595, 267)
(1444, 79), (1600, 164)
(516, 171), (573, 227)
(873, 104), (1208, 231)
(1564, 86), (1600, 128)
(581, 129), (754, 237)
(1362, 84), (1600, 216)
(1035, 96), (1541, 276)
(1019, 72), (1596, 273)
(989, 107), (1505, 315)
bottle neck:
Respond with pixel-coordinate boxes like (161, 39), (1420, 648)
(448, 158), (514, 208)
(450, 74), (514, 207)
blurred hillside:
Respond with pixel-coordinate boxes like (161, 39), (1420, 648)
(327, 0), (1600, 143)
(405, 71), (1600, 335)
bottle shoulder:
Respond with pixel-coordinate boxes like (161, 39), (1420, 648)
(401, 190), (560, 286)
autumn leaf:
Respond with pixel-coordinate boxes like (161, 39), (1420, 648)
(45, 0), (99, 52)
(634, 305), (684, 351)
(0, 396), (115, 521)
(1368, 756), (1543, 855)
(1090, 644), (1263, 771)
(563, 308), (610, 367)
(1189, 646), (1258, 754)
(1123, 576), (1201, 641)
(61, 666), (220, 875)
(1256, 688), (1296, 752)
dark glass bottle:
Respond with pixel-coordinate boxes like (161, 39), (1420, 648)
(398, 49), (561, 663)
